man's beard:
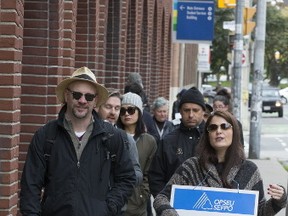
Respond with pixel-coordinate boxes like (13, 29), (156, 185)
(72, 106), (89, 119)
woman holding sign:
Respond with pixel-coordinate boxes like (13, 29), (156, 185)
(154, 111), (287, 216)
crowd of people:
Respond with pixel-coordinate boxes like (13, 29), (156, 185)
(20, 67), (287, 216)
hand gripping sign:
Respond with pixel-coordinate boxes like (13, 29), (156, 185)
(170, 185), (259, 216)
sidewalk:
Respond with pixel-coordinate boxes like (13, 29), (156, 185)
(244, 134), (288, 215)
(251, 159), (288, 216)
(244, 130), (288, 215)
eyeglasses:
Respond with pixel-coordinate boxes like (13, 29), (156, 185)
(207, 123), (232, 133)
(67, 88), (96, 102)
(213, 105), (226, 110)
(120, 107), (137, 116)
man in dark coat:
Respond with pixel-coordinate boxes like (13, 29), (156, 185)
(20, 67), (136, 216)
(149, 87), (206, 197)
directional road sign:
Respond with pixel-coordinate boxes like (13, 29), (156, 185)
(174, 0), (215, 44)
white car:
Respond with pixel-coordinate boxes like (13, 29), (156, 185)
(201, 84), (213, 93)
(279, 87), (288, 104)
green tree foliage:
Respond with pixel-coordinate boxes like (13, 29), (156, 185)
(265, 5), (288, 86)
(210, 6), (234, 82)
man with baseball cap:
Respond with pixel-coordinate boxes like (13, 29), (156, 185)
(149, 87), (206, 197)
(20, 67), (136, 216)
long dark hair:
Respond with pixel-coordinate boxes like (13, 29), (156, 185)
(117, 107), (146, 140)
(196, 111), (245, 187)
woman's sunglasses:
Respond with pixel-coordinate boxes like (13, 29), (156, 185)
(67, 88), (96, 102)
(120, 107), (137, 116)
(207, 123), (232, 133)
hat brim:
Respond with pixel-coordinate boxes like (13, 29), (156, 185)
(56, 77), (108, 107)
(205, 103), (213, 113)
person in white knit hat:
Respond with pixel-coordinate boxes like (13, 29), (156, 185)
(117, 92), (157, 216)
(20, 67), (136, 216)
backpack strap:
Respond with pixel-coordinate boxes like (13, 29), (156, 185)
(43, 120), (58, 161)
(100, 121), (125, 189)
(101, 122), (133, 177)
(101, 122), (117, 162)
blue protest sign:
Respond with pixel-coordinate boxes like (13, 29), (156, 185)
(171, 185), (259, 216)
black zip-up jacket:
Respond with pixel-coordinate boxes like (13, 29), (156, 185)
(148, 121), (205, 197)
(20, 107), (136, 216)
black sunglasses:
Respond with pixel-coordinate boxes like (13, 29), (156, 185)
(67, 88), (96, 102)
(120, 107), (137, 116)
(207, 123), (232, 133)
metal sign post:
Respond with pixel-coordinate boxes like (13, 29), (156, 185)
(231, 0), (244, 120)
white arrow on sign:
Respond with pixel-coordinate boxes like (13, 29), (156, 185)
(180, 5), (185, 11)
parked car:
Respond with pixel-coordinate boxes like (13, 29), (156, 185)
(279, 87), (288, 104)
(262, 86), (283, 117)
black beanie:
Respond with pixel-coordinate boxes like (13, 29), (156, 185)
(179, 87), (206, 110)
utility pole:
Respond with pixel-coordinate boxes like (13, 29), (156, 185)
(232, 0), (243, 120)
(249, 0), (266, 159)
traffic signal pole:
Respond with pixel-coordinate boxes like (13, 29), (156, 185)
(232, 0), (244, 120)
(249, 0), (267, 159)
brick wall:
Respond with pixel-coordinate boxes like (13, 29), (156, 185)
(0, 0), (174, 215)
(20, 0), (65, 177)
(105, 0), (129, 90)
(0, 0), (24, 215)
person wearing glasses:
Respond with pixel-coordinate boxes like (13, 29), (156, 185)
(149, 87), (206, 198)
(126, 82), (159, 144)
(97, 90), (143, 186)
(117, 92), (157, 216)
(20, 67), (136, 216)
(213, 88), (244, 146)
(153, 111), (287, 216)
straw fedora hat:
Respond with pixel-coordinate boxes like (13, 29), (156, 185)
(56, 67), (108, 107)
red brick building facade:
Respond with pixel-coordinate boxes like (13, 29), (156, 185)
(0, 0), (175, 215)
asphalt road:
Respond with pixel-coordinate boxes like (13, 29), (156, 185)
(245, 104), (288, 161)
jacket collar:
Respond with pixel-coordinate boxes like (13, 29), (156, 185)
(57, 105), (106, 136)
(179, 120), (205, 134)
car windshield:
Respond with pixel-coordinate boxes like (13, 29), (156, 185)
(262, 89), (280, 97)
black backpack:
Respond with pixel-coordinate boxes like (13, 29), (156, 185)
(43, 119), (117, 162)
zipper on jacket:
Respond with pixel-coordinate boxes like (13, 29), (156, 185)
(77, 161), (80, 168)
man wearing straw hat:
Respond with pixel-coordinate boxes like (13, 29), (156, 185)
(20, 67), (136, 216)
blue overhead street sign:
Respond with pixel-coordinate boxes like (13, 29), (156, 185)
(176, 0), (215, 42)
